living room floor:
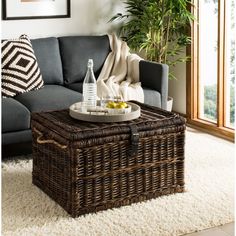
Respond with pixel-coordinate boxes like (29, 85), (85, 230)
(185, 222), (234, 236)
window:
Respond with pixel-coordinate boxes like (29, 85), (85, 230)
(224, 0), (235, 129)
(187, 0), (235, 141)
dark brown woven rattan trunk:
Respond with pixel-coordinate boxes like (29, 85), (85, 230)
(31, 102), (186, 217)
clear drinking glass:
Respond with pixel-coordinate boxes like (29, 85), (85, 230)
(101, 95), (114, 108)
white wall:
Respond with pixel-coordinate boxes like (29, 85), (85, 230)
(1, 0), (124, 39)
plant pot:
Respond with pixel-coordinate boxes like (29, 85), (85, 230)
(167, 96), (173, 112)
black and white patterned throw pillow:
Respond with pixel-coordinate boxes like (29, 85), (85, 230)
(1, 34), (44, 98)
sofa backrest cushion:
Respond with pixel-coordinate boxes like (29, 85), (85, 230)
(58, 35), (110, 84)
(31, 37), (64, 85)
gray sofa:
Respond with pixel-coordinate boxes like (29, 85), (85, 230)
(2, 35), (168, 151)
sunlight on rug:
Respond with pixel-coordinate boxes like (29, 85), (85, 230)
(2, 129), (234, 236)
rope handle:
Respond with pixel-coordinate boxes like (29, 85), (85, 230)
(33, 128), (68, 149)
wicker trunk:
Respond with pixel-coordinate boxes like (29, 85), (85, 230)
(31, 102), (186, 217)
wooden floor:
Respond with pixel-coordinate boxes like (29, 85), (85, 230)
(184, 222), (234, 236)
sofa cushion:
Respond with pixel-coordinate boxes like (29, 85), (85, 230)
(66, 83), (83, 93)
(2, 98), (31, 133)
(1, 35), (44, 98)
(15, 85), (82, 112)
(58, 35), (110, 84)
(143, 87), (161, 108)
(2, 130), (32, 145)
(31, 37), (64, 85)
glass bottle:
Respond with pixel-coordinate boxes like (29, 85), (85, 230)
(82, 59), (97, 108)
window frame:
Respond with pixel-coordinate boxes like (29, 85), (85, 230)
(186, 0), (235, 141)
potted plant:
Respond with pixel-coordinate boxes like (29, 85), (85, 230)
(110, 0), (195, 111)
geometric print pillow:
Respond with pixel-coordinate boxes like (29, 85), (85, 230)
(1, 34), (44, 98)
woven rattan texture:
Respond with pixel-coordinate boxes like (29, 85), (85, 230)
(32, 102), (186, 217)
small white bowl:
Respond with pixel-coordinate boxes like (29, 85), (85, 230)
(106, 105), (132, 115)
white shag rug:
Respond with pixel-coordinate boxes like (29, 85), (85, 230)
(2, 129), (234, 236)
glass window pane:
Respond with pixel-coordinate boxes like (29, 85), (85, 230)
(198, 0), (218, 123)
(225, 0), (235, 129)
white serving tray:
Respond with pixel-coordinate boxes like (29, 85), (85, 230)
(69, 102), (140, 123)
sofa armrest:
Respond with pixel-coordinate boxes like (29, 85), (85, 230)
(139, 60), (169, 110)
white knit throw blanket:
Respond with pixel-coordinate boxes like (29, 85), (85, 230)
(97, 34), (144, 103)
